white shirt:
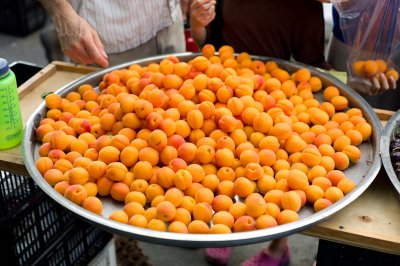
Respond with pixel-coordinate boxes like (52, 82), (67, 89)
(68, 0), (180, 53)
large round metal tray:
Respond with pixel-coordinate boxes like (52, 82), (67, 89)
(23, 53), (382, 247)
(381, 110), (400, 200)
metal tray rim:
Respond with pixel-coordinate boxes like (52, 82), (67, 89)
(381, 109), (400, 199)
(22, 52), (382, 247)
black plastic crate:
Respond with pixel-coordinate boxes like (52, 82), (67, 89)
(10, 61), (43, 87)
(0, 190), (77, 266)
(0, 0), (47, 36)
(0, 170), (41, 217)
(316, 239), (400, 266)
(33, 220), (113, 266)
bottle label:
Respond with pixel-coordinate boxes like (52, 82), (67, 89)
(0, 73), (23, 149)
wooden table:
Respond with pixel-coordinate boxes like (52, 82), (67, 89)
(3, 61), (400, 255)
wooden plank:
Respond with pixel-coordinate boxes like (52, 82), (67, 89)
(0, 62), (97, 176)
(52, 60), (100, 74)
(303, 169), (400, 255)
(374, 108), (395, 121)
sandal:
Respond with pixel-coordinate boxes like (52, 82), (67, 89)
(206, 247), (232, 265)
(241, 246), (290, 266)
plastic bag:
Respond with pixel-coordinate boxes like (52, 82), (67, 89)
(332, 0), (400, 95)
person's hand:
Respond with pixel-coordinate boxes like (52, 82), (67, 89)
(348, 73), (397, 95)
(57, 14), (109, 67)
(190, 0), (217, 28)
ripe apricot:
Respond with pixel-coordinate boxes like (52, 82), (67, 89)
(233, 216), (256, 232)
(281, 191), (302, 212)
(324, 186), (344, 203)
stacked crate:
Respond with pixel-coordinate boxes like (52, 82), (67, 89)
(0, 170), (114, 265)
(0, 0), (47, 36)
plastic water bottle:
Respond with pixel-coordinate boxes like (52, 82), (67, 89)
(0, 58), (23, 149)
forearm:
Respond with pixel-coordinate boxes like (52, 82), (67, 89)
(39, 0), (77, 28)
(190, 20), (207, 47)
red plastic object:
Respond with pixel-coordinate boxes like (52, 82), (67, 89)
(185, 29), (199, 52)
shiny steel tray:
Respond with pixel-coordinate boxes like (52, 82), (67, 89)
(381, 110), (400, 200)
(22, 53), (382, 247)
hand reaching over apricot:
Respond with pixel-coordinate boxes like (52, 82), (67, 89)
(43, 0), (109, 67)
(190, 0), (217, 27)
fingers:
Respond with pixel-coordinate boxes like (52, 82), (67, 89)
(87, 31), (109, 67)
(371, 76), (381, 90)
(378, 73), (390, 90)
(64, 41), (93, 65)
(191, 0), (216, 10)
(388, 76), (397, 89)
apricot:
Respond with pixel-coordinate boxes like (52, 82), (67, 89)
(192, 202), (213, 223)
(43, 168), (64, 187)
(173, 169), (192, 190)
(255, 215), (278, 230)
(264, 190), (284, 209)
(281, 191), (302, 212)
(145, 184), (165, 203)
(269, 123), (292, 140)
(355, 122), (372, 141)
(188, 220), (209, 234)
(342, 144), (361, 163)
(109, 210), (129, 224)
(245, 193), (267, 218)
(130, 179), (149, 194)
(98, 146), (120, 164)
(386, 69), (399, 81)
(36, 157), (54, 176)
(312, 176), (332, 192)
(324, 186), (344, 203)
(68, 166), (89, 185)
(110, 182), (129, 202)
(332, 152), (350, 170)
(129, 214), (148, 228)
(147, 219), (167, 231)
(233, 215), (256, 232)
(216, 180), (235, 198)
(80, 196), (102, 215)
(54, 181), (70, 195)
(155, 201), (176, 222)
(337, 178), (356, 195)
(214, 148), (235, 167)
(64, 184), (87, 205)
(194, 187), (214, 205)
(331, 95), (348, 111)
(284, 135), (307, 154)
(287, 169), (309, 190)
(233, 177), (254, 198)
(277, 210), (299, 225)
(326, 170), (346, 186)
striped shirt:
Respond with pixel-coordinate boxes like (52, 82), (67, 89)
(68, 0), (180, 53)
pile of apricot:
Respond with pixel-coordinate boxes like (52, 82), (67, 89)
(35, 44), (372, 234)
(352, 59), (399, 81)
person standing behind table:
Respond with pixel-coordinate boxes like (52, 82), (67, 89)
(190, 0), (330, 265)
(190, 0), (331, 69)
(39, 0), (186, 67)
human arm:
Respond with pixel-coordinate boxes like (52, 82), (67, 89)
(190, 0), (217, 47)
(39, 0), (109, 67)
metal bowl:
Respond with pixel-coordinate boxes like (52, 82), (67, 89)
(22, 53), (382, 247)
(381, 110), (400, 200)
